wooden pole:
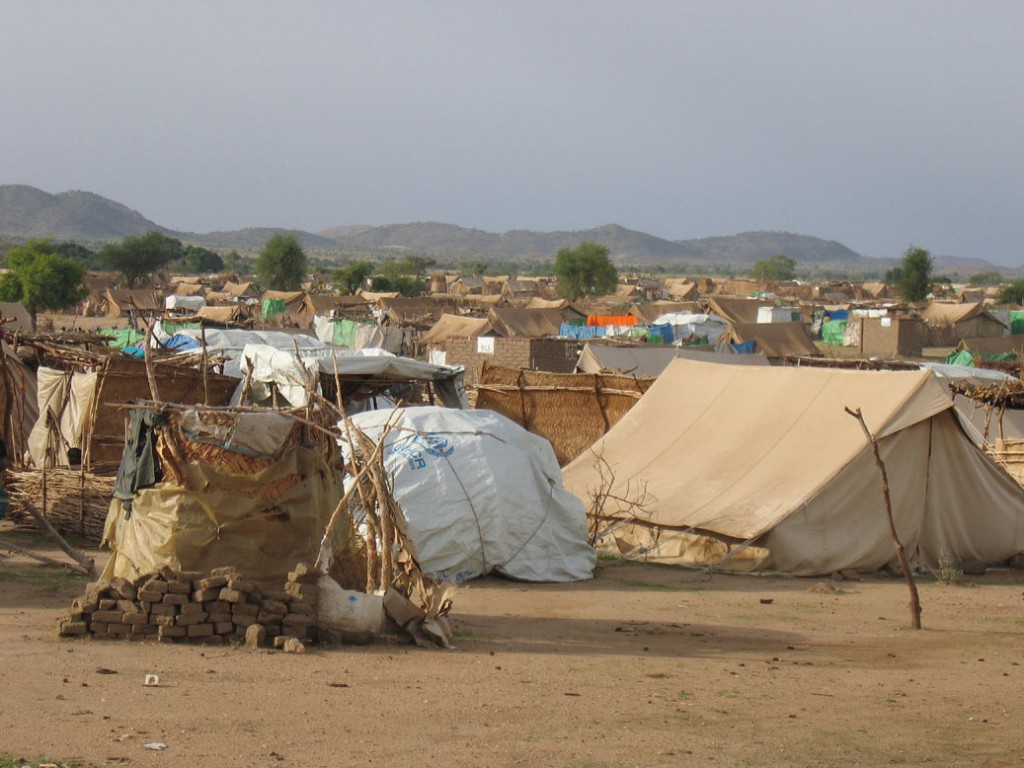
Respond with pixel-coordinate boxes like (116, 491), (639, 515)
(845, 406), (922, 629)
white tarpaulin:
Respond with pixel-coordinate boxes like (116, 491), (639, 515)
(342, 406), (595, 583)
(164, 295), (207, 310)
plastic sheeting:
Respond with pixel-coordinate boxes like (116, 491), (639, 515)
(342, 406), (595, 583)
(653, 313), (729, 344)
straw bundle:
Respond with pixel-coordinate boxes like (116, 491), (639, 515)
(5, 467), (116, 542)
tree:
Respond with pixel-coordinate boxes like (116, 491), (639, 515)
(896, 246), (933, 302)
(553, 242), (618, 300)
(996, 280), (1024, 306)
(372, 260), (427, 297)
(750, 254), (797, 281)
(461, 259), (489, 276)
(99, 231), (183, 287)
(334, 261), (375, 294)
(968, 270), (1003, 287)
(0, 238), (89, 326)
(52, 241), (100, 269)
(256, 234), (307, 291)
(179, 245), (224, 275)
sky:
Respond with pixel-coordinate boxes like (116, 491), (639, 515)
(2, 2), (1022, 266)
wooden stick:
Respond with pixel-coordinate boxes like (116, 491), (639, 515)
(845, 406), (922, 630)
(1, 540), (92, 575)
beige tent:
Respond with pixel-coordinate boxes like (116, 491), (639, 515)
(420, 313), (495, 344)
(728, 321), (819, 358)
(575, 343), (769, 377)
(562, 359), (1024, 575)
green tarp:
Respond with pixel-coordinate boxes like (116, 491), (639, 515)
(821, 319), (847, 346)
(99, 328), (145, 350)
(160, 320), (202, 336)
(1010, 311), (1024, 335)
(261, 298), (287, 321)
(332, 318), (360, 348)
(945, 349), (975, 366)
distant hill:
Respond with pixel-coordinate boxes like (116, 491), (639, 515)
(2, 184), (1019, 276)
(0, 185), (164, 243)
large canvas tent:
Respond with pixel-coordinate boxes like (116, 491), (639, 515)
(562, 359), (1024, 575)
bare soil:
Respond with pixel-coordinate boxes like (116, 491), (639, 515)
(1, 526), (1023, 768)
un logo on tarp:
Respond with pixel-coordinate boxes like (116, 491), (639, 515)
(416, 433), (454, 458)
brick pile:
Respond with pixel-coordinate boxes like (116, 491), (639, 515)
(57, 562), (319, 647)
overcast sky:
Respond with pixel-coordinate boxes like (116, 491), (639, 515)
(2, 2), (1022, 266)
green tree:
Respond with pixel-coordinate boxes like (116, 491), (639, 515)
(179, 245), (224, 274)
(996, 280), (1024, 306)
(256, 234), (307, 291)
(461, 259), (489, 276)
(334, 261), (375, 294)
(750, 254), (797, 281)
(53, 241), (100, 269)
(897, 246), (933, 302)
(372, 260), (427, 297)
(0, 238), (89, 326)
(968, 270), (1003, 287)
(99, 231), (183, 287)
(553, 241), (618, 300)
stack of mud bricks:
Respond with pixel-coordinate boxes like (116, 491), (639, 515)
(57, 563), (318, 647)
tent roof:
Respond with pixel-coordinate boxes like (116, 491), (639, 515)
(729, 321), (819, 358)
(958, 334), (1024, 357)
(488, 307), (563, 337)
(562, 359), (954, 542)
(575, 343), (769, 377)
(922, 302), (995, 325)
(704, 297), (774, 324)
(0, 302), (33, 332)
(420, 313), (495, 343)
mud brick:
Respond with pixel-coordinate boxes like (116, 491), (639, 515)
(59, 620), (88, 636)
(262, 589), (291, 602)
(149, 602), (178, 616)
(210, 566), (241, 579)
(196, 575), (228, 590)
(83, 580), (109, 603)
(233, 614), (257, 629)
(284, 581), (316, 601)
(219, 588), (247, 603)
(214, 621), (235, 634)
(192, 588), (221, 602)
(158, 565), (181, 581)
(117, 599), (143, 614)
(131, 624), (158, 635)
(207, 611), (232, 624)
(232, 602), (258, 617)
(288, 601), (316, 617)
(166, 580), (192, 595)
(109, 577), (138, 601)
(158, 625), (187, 639)
(98, 599), (117, 610)
(175, 612), (208, 626)
(260, 599), (288, 614)
(203, 600), (230, 613)
(287, 561), (316, 582)
(92, 610), (125, 624)
(283, 613), (313, 628)
(123, 612), (150, 625)
(137, 590), (165, 603)
(244, 623), (266, 649)
(186, 623), (214, 638)
(179, 570), (203, 583)
(152, 615), (176, 627)
(72, 597), (97, 614)
(199, 634), (224, 645)
(258, 610), (286, 624)
(106, 623), (130, 635)
(65, 610), (84, 622)
(227, 577), (257, 593)
(139, 578), (168, 595)
(162, 593), (189, 605)
(180, 602), (206, 615)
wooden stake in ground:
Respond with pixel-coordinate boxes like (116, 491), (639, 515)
(845, 406), (922, 629)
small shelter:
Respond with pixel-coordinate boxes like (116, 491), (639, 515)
(922, 302), (1007, 345)
(727, 321), (819, 358)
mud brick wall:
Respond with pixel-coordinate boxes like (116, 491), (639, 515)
(860, 318), (925, 358)
(57, 564), (318, 646)
(444, 337), (580, 386)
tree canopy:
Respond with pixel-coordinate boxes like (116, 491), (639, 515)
(371, 260), (427, 297)
(256, 234), (307, 291)
(99, 231), (183, 287)
(554, 242), (618, 300)
(0, 238), (89, 324)
(334, 261), (375, 295)
(896, 246), (933, 302)
(996, 280), (1024, 306)
(750, 254), (797, 281)
(968, 270), (1003, 287)
(179, 245), (224, 275)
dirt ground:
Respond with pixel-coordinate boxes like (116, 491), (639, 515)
(1, 525), (1023, 768)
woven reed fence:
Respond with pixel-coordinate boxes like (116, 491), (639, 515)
(5, 467), (117, 542)
(474, 362), (654, 466)
(989, 439), (1024, 487)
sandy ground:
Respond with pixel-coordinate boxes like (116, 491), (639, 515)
(1, 526), (1023, 768)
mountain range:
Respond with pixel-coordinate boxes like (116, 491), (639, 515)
(1, 184), (1018, 277)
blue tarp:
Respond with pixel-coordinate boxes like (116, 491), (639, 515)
(647, 324), (674, 344)
(825, 309), (849, 321)
(163, 334), (201, 351)
(731, 340), (756, 354)
(560, 324), (606, 339)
